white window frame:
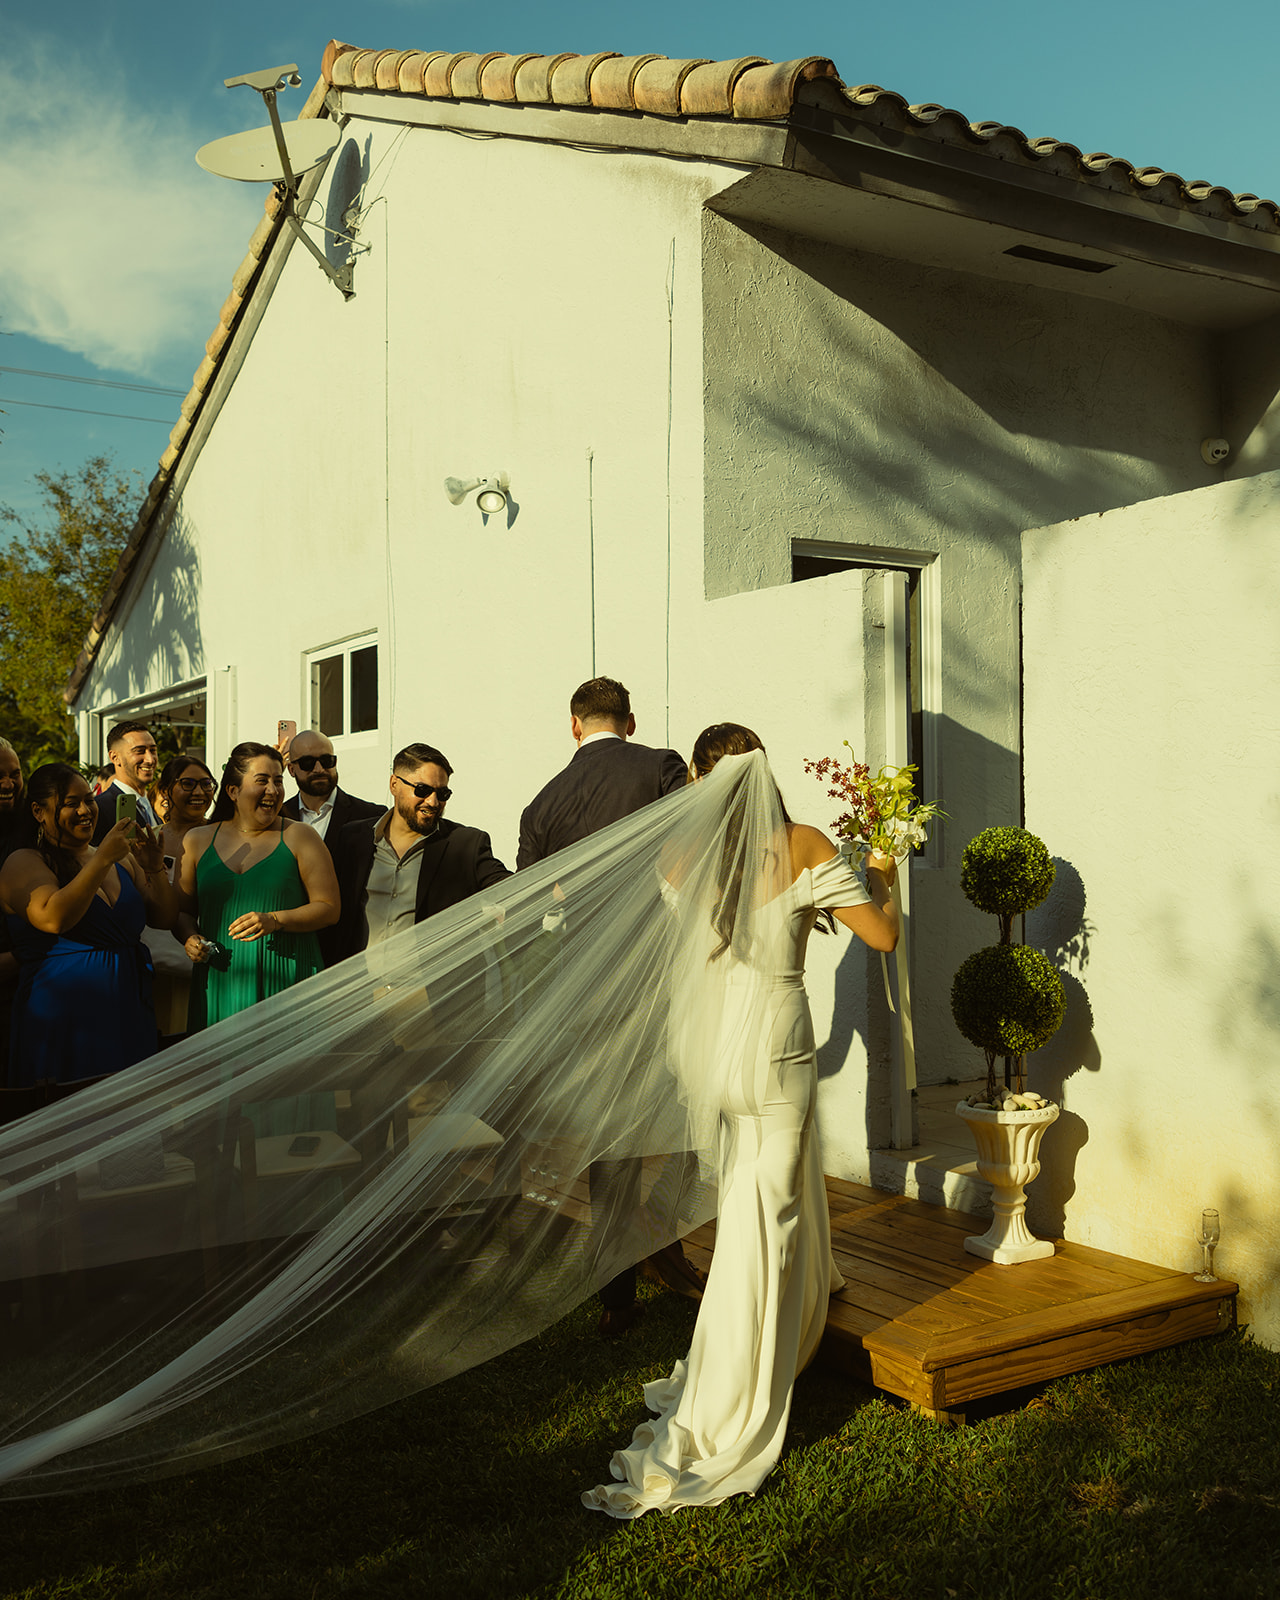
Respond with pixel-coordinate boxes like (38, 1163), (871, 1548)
(302, 630), (380, 750)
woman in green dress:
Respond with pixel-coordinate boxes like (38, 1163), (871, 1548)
(178, 741), (340, 1133)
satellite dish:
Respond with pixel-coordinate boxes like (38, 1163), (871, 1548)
(196, 119), (340, 183)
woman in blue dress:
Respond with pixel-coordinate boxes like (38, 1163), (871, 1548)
(0, 763), (178, 1088)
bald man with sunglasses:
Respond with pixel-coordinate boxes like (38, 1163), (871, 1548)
(282, 731), (382, 844)
(328, 741), (511, 965)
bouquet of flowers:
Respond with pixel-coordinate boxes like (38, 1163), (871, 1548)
(803, 745), (943, 861)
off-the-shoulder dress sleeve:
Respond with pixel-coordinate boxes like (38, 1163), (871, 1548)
(805, 852), (871, 910)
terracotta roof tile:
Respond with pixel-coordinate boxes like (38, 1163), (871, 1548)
(633, 58), (710, 118)
(396, 51), (447, 94)
(423, 51), (469, 97)
(590, 55), (665, 110)
(479, 53), (541, 102)
(512, 53), (577, 103)
(450, 51), (505, 101)
(551, 52), (621, 107)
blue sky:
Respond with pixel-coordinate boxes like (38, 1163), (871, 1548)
(3, 0), (1279, 525)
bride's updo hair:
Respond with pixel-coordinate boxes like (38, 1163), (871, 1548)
(687, 723), (765, 782)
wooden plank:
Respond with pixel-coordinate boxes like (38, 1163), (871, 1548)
(1053, 1237), (1181, 1284)
(916, 1276), (1237, 1369)
(825, 1176), (977, 1232)
(938, 1297), (1230, 1405)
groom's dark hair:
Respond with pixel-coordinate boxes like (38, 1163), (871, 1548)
(571, 677), (630, 722)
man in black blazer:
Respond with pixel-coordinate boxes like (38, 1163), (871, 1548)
(329, 741), (510, 966)
(517, 680), (686, 869)
(518, 677), (699, 1336)
(282, 730), (383, 966)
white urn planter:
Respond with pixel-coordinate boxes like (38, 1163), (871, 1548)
(955, 1101), (1059, 1264)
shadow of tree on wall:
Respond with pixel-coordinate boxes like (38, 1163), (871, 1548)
(104, 500), (204, 705)
(1025, 857), (1099, 1238)
(703, 215), (1214, 607)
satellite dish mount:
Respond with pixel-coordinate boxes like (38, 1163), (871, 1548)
(199, 64), (355, 300)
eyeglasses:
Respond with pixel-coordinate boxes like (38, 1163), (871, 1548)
(175, 777), (216, 792)
(393, 775), (452, 802)
(294, 754), (337, 772)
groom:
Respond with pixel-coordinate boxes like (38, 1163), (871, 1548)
(519, 677), (701, 1336)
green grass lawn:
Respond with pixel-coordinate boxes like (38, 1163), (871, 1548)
(3, 1285), (1278, 1600)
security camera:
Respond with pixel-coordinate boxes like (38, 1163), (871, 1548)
(1200, 438), (1230, 465)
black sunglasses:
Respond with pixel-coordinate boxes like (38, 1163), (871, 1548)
(175, 777), (216, 792)
(393, 775), (452, 802)
(294, 754), (337, 772)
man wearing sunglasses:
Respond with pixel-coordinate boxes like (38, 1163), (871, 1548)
(282, 731), (382, 845)
(328, 741), (511, 965)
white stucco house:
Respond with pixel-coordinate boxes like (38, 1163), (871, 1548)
(66, 42), (1280, 1341)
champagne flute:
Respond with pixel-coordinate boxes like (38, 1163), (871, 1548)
(1193, 1208), (1220, 1283)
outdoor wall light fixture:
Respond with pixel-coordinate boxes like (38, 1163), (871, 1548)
(444, 473), (510, 514)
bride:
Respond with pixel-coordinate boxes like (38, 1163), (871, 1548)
(0, 728), (896, 1500)
(584, 724), (898, 1516)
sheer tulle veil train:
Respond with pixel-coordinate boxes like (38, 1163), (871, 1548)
(0, 749), (798, 1496)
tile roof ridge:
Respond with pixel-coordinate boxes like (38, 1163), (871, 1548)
(322, 41), (839, 120)
(825, 81), (1280, 223)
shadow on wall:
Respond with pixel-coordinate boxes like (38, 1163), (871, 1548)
(812, 714), (1031, 1152)
(112, 501), (204, 703)
(704, 216), (1215, 605)
(1025, 857), (1100, 1239)
(744, 217), (1216, 480)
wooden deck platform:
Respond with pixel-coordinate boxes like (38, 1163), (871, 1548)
(683, 1176), (1238, 1420)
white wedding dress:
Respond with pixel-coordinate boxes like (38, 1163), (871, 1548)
(583, 851), (867, 1517)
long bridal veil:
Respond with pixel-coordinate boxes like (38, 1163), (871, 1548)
(0, 750), (796, 1496)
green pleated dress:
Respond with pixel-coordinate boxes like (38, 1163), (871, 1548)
(192, 822), (333, 1136)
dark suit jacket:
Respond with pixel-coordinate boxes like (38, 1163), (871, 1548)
(517, 738), (687, 868)
(281, 786), (383, 836)
(329, 815), (512, 966)
(281, 788), (383, 966)
(91, 784), (156, 845)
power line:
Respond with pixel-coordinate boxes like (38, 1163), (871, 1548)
(0, 364), (186, 397)
(0, 395), (172, 425)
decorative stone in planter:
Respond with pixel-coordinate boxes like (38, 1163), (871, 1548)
(955, 1100), (1059, 1262)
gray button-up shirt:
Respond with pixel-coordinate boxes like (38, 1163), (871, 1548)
(363, 811), (439, 948)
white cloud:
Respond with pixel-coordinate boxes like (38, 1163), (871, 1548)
(0, 48), (266, 381)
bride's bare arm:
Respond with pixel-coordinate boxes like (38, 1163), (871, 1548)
(789, 824), (900, 952)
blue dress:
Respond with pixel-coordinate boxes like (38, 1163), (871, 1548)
(6, 868), (156, 1087)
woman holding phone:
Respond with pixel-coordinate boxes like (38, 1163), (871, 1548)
(0, 762), (177, 1087)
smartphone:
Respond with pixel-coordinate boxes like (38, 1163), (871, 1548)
(278, 719), (297, 747)
(287, 1135), (321, 1157)
(115, 790), (138, 829)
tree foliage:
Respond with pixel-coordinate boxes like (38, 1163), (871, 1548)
(0, 455), (138, 764)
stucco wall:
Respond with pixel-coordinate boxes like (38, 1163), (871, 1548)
(1022, 472), (1280, 1347)
(701, 212), (1225, 1086)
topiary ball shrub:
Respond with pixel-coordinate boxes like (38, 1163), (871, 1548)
(950, 944), (1066, 1058)
(960, 827), (1056, 919)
